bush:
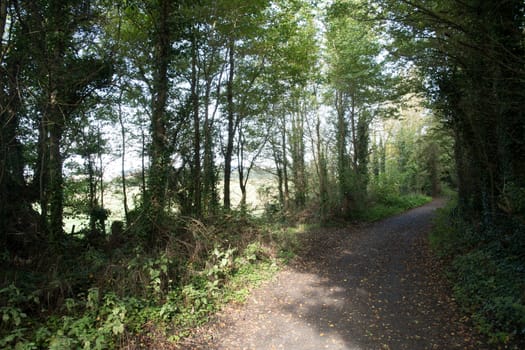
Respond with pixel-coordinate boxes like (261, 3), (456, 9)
(0, 213), (282, 349)
(430, 201), (525, 346)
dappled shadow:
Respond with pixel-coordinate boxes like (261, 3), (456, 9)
(272, 199), (487, 350)
(179, 200), (488, 349)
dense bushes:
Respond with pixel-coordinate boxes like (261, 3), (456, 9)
(0, 213), (278, 349)
(430, 200), (525, 346)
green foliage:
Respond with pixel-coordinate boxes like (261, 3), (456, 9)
(431, 201), (525, 345)
(0, 284), (35, 348)
(0, 213), (284, 348)
(360, 194), (431, 222)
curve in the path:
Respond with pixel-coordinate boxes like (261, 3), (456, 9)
(180, 199), (486, 350)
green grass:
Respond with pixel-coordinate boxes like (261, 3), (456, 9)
(360, 193), (432, 222)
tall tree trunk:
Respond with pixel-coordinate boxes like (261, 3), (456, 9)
(118, 92), (129, 224)
(97, 126), (105, 234)
(0, 1), (30, 239)
(36, 119), (48, 233)
(42, 0), (68, 240)
(290, 106), (306, 209)
(271, 138), (284, 209)
(88, 150), (96, 234)
(141, 128), (146, 198)
(46, 4), (67, 238)
(281, 115), (290, 211)
(148, 0), (171, 230)
(356, 112), (370, 190)
(223, 40), (235, 210)
(47, 106), (64, 239)
(349, 94), (357, 170)
(316, 117), (329, 224)
(335, 90), (349, 206)
(202, 75), (218, 215)
(0, 61), (28, 242)
(191, 32), (202, 217)
(237, 125), (247, 210)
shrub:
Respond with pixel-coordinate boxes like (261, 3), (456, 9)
(431, 201), (525, 346)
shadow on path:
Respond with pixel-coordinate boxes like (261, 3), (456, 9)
(179, 200), (487, 350)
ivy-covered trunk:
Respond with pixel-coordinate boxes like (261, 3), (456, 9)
(0, 65), (28, 242)
(335, 90), (350, 210)
(191, 31), (202, 217)
(148, 0), (172, 231)
(290, 108), (306, 209)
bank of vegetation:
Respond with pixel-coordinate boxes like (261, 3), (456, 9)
(1, 0), (523, 348)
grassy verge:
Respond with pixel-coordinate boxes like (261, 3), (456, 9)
(429, 199), (525, 347)
(359, 193), (432, 222)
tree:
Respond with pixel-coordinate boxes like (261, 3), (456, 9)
(218, 0), (270, 210)
(146, 0), (174, 228)
(374, 0), (525, 220)
(264, 0), (319, 211)
(325, 0), (394, 214)
(0, 0), (33, 247)
(16, 0), (112, 240)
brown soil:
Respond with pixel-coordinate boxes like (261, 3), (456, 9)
(176, 199), (488, 350)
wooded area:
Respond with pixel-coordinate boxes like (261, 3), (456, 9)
(1, 0), (523, 348)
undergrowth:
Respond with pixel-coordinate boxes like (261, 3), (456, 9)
(0, 212), (281, 349)
(1, 196), (438, 349)
(430, 199), (525, 347)
(359, 193), (432, 222)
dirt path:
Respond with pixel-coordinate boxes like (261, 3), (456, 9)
(178, 199), (487, 349)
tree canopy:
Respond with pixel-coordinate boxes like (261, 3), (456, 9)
(1, 0), (524, 347)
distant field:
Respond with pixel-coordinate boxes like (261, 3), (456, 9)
(64, 170), (277, 233)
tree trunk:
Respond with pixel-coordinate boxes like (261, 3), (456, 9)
(47, 108), (64, 239)
(203, 76), (218, 215)
(281, 116), (290, 212)
(356, 111), (370, 191)
(335, 90), (349, 205)
(0, 60), (29, 242)
(88, 149), (96, 234)
(191, 32), (202, 217)
(148, 0), (171, 228)
(97, 126), (105, 234)
(141, 128), (146, 198)
(118, 92), (129, 224)
(223, 40), (235, 210)
(271, 138), (284, 208)
(237, 126), (247, 210)
(290, 105), (306, 209)
(316, 117), (329, 224)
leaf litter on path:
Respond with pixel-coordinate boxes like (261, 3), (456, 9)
(177, 199), (487, 350)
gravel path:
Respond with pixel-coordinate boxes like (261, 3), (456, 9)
(178, 199), (487, 349)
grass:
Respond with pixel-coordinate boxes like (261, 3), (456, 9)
(359, 193), (432, 222)
(63, 173), (272, 234)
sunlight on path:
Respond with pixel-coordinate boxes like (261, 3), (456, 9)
(182, 200), (482, 350)
(212, 270), (364, 350)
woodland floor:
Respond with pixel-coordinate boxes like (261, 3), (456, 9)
(175, 199), (488, 350)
